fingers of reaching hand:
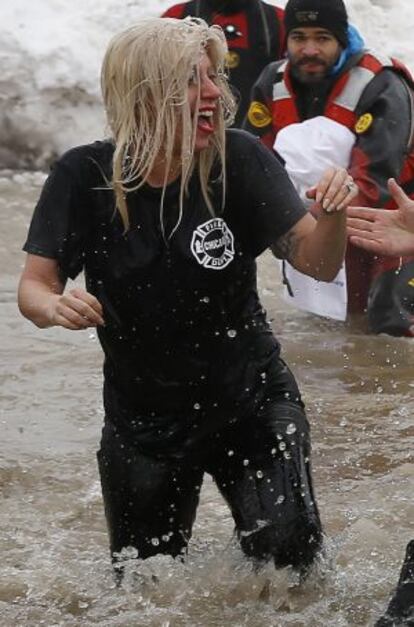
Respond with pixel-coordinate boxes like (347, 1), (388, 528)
(317, 168), (357, 213)
(346, 212), (384, 254)
(347, 206), (378, 222)
(388, 177), (410, 205)
(347, 206), (393, 231)
(53, 289), (104, 330)
(347, 215), (377, 234)
(347, 234), (383, 254)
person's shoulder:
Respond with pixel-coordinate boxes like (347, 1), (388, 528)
(358, 52), (413, 95)
(53, 140), (114, 178)
(359, 50), (412, 83)
(225, 128), (275, 163)
(258, 58), (287, 83)
(57, 140), (113, 166)
(226, 128), (262, 150)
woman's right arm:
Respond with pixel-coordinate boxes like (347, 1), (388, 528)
(18, 254), (104, 330)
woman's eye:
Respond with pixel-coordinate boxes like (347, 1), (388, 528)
(189, 69), (199, 84)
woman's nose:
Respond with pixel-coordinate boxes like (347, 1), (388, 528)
(202, 77), (221, 100)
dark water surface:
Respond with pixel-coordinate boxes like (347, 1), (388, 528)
(1, 172), (413, 626)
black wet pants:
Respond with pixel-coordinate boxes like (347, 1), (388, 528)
(376, 540), (414, 626)
(97, 399), (323, 573)
(368, 260), (414, 336)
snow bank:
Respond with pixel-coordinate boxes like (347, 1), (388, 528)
(2, 0), (414, 168)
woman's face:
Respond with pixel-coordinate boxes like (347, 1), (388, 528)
(187, 52), (222, 153)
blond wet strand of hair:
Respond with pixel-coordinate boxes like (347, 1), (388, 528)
(100, 17), (237, 232)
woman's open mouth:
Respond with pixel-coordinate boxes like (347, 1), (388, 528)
(197, 109), (215, 134)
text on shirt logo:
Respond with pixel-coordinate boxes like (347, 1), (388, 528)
(191, 218), (235, 270)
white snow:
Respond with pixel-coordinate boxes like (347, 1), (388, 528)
(2, 0), (414, 168)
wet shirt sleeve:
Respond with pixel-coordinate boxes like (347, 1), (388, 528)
(23, 156), (89, 280)
(226, 130), (306, 258)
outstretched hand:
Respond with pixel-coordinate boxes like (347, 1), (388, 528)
(347, 178), (414, 256)
(46, 287), (105, 330)
(305, 166), (358, 215)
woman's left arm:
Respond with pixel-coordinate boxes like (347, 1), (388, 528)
(271, 167), (356, 281)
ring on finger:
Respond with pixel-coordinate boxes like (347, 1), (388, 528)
(344, 180), (356, 193)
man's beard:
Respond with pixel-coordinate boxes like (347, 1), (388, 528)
(290, 58), (331, 84)
(206, 0), (255, 13)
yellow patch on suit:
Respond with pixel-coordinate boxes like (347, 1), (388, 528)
(407, 277), (414, 288)
(355, 113), (374, 134)
(225, 51), (240, 69)
(247, 101), (272, 128)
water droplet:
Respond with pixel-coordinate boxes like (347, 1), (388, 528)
(279, 441), (287, 451)
(276, 495), (285, 505)
(78, 601), (89, 609)
(227, 449), (234, 456)
(283, 451), (291, 460)
(256, 470), (264, 479)
(271, 448), (277, 455)
(243, 459), (250, 466)
(194, 403), (201, 410)
(227, 329), (237, 338)
(286, 423), (297, 435)
(151, 537), (160, 546)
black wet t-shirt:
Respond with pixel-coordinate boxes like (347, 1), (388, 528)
(24, 129), (306, 453)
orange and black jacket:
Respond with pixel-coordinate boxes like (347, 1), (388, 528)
(244, 51), (414, 312)
(162, 0), (285, 127)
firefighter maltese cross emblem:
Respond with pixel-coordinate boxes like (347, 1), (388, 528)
(191, 218), (235, 270)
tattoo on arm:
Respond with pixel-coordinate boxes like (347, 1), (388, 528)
(271, 230), (299, 263)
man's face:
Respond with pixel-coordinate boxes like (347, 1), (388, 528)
(287, 27), (342, 84)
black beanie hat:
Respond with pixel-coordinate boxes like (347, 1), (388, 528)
(284, 0), (349, 48)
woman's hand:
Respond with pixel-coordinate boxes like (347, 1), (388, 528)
(46, 287), (105, 330)
(272, 167), (357, 282)
(306, 167), (358, 215)
(18, 255), (105, 330)
(347, 178), (414, 256)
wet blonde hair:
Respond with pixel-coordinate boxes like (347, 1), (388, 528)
(101, 17), (236, 234)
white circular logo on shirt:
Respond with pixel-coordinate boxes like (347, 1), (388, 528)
(191, 218), (235, 270)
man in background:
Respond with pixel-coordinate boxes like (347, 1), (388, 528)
(244, 0), (414, 337)
(162, 0), (285, 126)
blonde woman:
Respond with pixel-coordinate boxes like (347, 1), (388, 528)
(18, 17), (356, 578)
